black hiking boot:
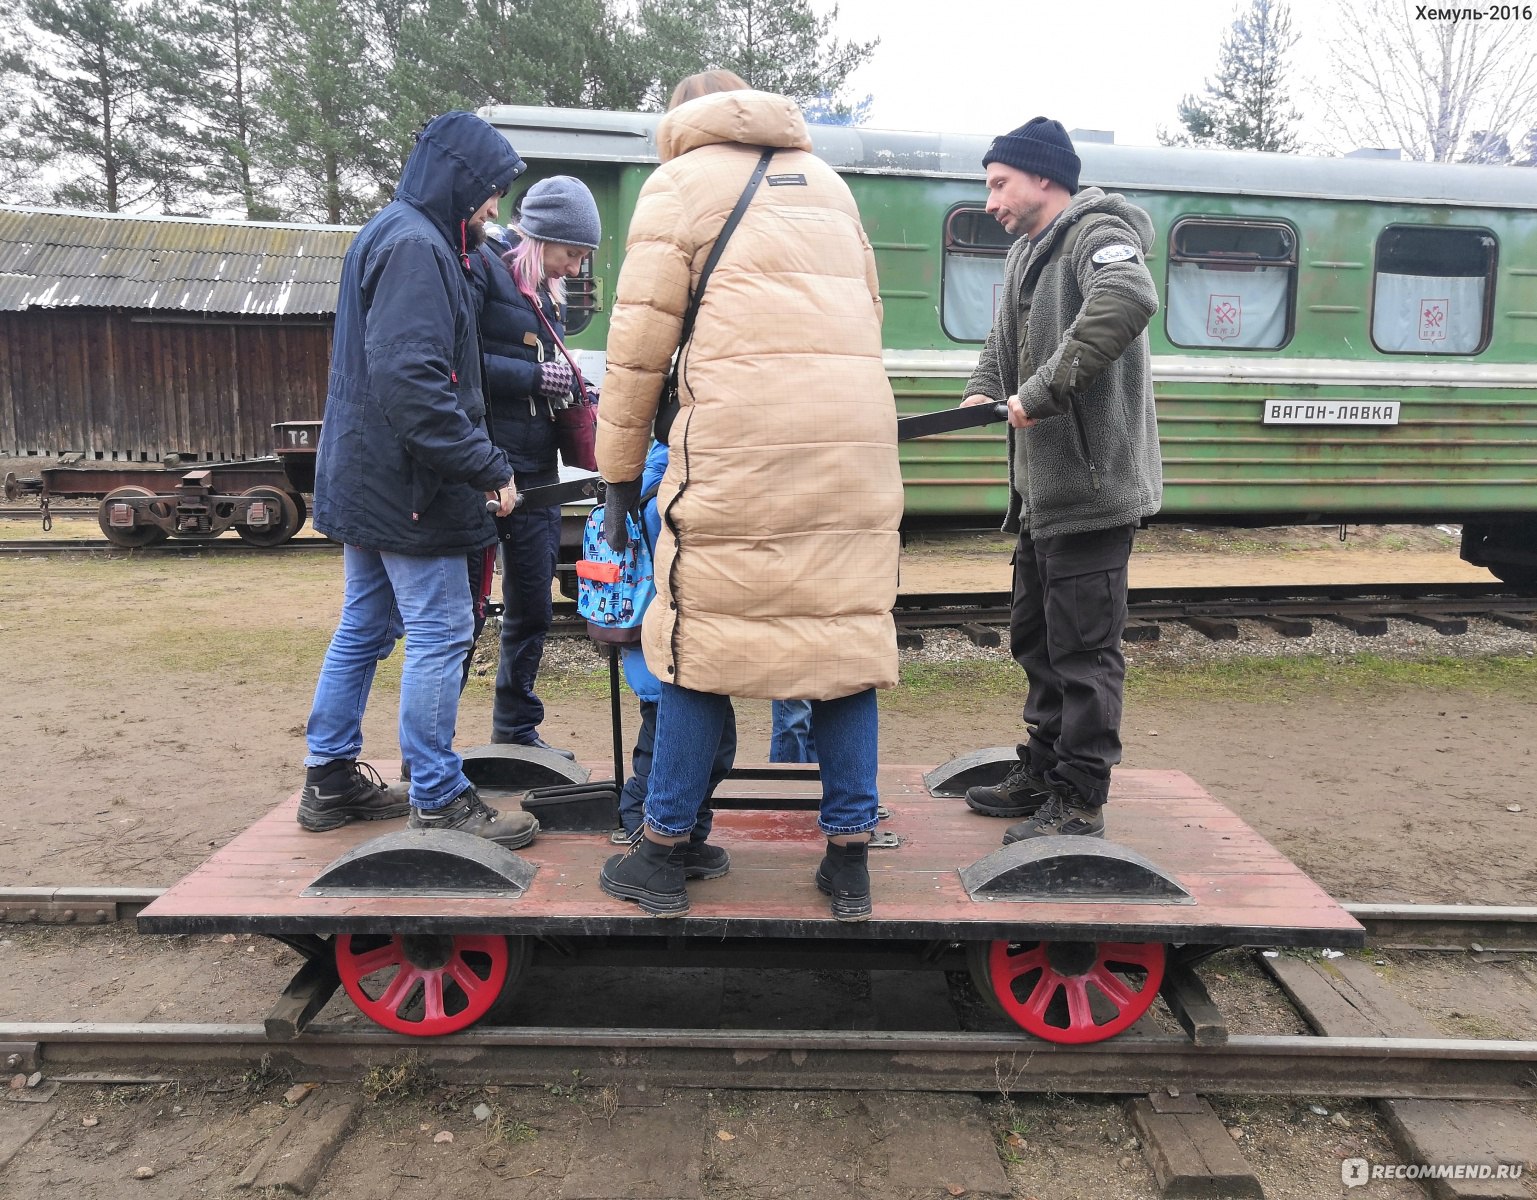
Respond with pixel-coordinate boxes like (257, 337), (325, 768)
(681, 839), (730, 880)
(599, 834), (690, 916)
(407, 785), (539, 849)
(814, 840), (872, 923)
(1001, 784), (1105, 843)
(965, 757), (1054, 819)
(297, 760), (410, 832)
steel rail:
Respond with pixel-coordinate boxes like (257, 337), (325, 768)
(5, 889), (1537, 951)
(546, 588), (1536, 637)
(1, 1022), (1533, 1099)
(0, 506), (93, 519)
(1341, 903), (1537, 953)
(0, 537), (337, 556)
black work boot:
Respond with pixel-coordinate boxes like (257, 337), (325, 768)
(1001, 783), (1105, 843)
(965, 756), (1054, 819)
(600, 834), (690, 916)
(681, 838), (730, 880)
(407, 785), (540, 849)
(814, 840), (872, 923)
(297, 760), (410, 831)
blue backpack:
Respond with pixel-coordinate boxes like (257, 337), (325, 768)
(576, 501), (656, 644)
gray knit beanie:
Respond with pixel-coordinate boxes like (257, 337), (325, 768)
(982, 117), (1081, 194)
(517, 175), (601, 249)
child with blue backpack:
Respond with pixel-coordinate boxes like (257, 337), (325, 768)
(613, 441), (735, 876)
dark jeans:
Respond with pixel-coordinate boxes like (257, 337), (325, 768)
(1009, 524), (1135, 808)
(647, 684), (880, 838)
(491, 471), (561, 744)
(618, 697), (735, 839)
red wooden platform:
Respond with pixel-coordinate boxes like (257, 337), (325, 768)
(138, 766), (1363, 949)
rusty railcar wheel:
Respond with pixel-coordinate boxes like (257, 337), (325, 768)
(97, 485), (170, 548)
(235, 485), (302, 547)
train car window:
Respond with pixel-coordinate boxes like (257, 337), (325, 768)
(1165, 219), (1296, 350)
(1371, 225), (1495, 355)
(563, 258), (597, 336)
(941, 206), (1022, 342)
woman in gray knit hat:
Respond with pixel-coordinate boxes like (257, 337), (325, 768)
(469, 175), (601, 757)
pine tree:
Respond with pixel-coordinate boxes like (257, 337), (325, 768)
(254, 0), (387, 224)
(631, 0), (876, 111)
(20, 0), (187, 211)
(1160, 0), (1301, 153)
(381, 0), (643, 188)
(1520, 127), (1537, 167)
(0, 13), (51, 203)
(160, 0), (278, 219)
(1460, 130), (1512, 165)
(803, 92), (873, 127)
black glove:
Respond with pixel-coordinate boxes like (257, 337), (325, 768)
(602, 477), (642, 553)
(536, 359), (575, 401)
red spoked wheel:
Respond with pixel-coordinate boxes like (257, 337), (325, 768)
(335, 933), (509, 1036)
(971, 939), (1167, 1044)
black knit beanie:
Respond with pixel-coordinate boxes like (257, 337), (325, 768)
(982, 117), (1081, 194)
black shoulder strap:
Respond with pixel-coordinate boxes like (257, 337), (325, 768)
(655, 148), (775, 444)
(676, 147), (776, 352)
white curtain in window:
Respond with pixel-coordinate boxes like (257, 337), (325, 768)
(1165, 263), (1289, 348)
(1372, 272), (1485, 353)
(943, 254), (1007, 342)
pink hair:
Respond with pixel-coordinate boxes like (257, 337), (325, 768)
(503, 231), (566, 308)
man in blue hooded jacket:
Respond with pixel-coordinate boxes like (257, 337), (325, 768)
(296, 111), (538, 848)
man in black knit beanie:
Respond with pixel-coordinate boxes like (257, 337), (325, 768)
(960, 117), (1164, 842)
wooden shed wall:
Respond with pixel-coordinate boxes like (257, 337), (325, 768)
(0, 310), (330, 460)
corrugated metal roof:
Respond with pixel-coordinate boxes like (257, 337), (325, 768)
(0, 206), (359, 315)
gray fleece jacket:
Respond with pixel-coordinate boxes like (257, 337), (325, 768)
(966, 187), (1163, 539)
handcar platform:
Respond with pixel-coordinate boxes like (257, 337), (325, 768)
(140, 764), (1359, 948)
(138, 760), (1363, 1044)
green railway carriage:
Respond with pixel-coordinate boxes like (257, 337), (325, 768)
(481, 104), (1537, 585)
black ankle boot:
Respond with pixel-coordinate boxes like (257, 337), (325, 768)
(814, 840), (872, 923)
(599, 835), (689, 916)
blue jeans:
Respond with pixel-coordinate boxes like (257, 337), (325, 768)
(306, 544), (474, 810)
(769, 699), (817, 763)
(619, 697), (735, 838)
(648, 683), (879, 838)
(492, 474), (561, 743)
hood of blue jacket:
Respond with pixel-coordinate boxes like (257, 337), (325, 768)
(396, 111), (526, 244)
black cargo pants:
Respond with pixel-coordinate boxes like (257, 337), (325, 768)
(1009, 523), (1136, 808)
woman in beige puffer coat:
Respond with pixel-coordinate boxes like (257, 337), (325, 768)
(596, 79), (901, 923)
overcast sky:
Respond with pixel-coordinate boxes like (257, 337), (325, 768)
(827, 0), (1343, 150)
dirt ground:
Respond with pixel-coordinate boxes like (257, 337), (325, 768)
(0, 526), (1534, 1198)
(1, 524), (1529, 904)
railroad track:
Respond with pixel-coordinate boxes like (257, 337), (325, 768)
(2, 1022), (1533, 1100)
(1, 892), (1533, 1102)
(7, 533), (1534, 636)
(0, 535), (338, 555)
(551, 583), (1537, 642)
(0, 505), (93, 518)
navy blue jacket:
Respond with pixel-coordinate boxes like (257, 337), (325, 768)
(312, 112), (526, 555)
(471, 232), (565, 477)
